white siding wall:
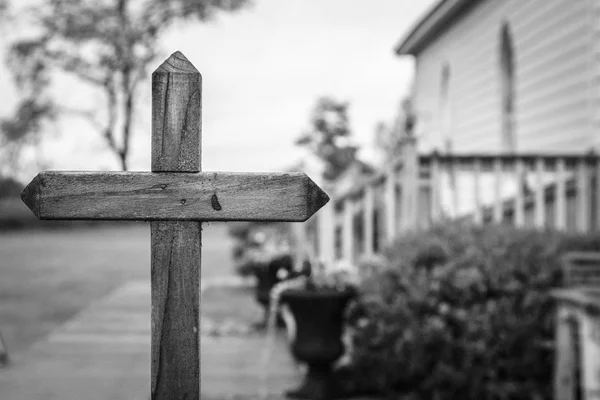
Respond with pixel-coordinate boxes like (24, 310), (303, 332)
(412, 0), (597, 154)
(593, 0), (600, 149)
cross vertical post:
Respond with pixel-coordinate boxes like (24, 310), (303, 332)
(150, 51), (202, 399)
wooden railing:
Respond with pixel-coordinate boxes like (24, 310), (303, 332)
(302, 137), (600, 265)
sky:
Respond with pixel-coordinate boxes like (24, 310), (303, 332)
(0, 0), (437, 176)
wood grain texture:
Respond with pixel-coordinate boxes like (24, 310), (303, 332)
(21, 171), (328, 222)
(151, 221), (200, 400)
(152, 51), (201, 172)
(151, 51), (201, 400)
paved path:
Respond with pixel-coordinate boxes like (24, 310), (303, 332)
(0, 279), (301, 400)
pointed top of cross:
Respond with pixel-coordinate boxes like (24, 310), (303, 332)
(154, 51), (199, 74)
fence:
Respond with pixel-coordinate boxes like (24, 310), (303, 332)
(301, 136), (600, 266)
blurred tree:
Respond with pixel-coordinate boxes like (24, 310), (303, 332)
(1, 0), (250, 171)
(0, 176), (22, 198)
(295, 97), (357, 181)
(373, 97), (416, 163)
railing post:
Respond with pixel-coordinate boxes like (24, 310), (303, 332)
(342, 197), (354, 263)
(553, 307), (576, 400)
(473, 158), (483, 224)
(514, 159), (525, 227)
(430, 151), (442, 223)
(292, 219), (308, 269)
(576, 158), (590, 233)
(400, 135), (419, 231)
(363, 185), (375, 256)
(534, 158), (546, 229)
(317, 184), (335, 267)
(384, 168), (396, 242)
(555, 158), (567, 230)
(493, 158), (503, 223)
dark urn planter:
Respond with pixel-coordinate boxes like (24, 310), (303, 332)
(281, 288), (354, 400)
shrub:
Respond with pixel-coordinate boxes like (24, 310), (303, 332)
(345, 222), (600, 399)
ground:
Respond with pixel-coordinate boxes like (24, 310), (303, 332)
(0, 223), (303, 399)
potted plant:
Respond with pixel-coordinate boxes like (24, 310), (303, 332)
(235, 228), (308, 328)
(272, 259), (358, 400)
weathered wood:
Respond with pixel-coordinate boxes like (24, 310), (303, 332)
(152, 51), (201, 172)
(151, 221), (201, 399)
(151, 51), (201, 400)
(21, 171), (328, 222)
(19, 50), (332, 400)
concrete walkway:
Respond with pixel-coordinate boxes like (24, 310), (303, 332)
(0, 279), (301, 399)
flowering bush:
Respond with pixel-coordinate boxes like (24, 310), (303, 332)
(343, 222), (600, 399)
(305, 258), (359, 293)
(231, 224), (292, 277)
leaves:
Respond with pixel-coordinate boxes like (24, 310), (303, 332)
(1, 99), (54, 142)
(296, 96), (358, 181)
(345, 222), (600, 399)
(373, 97), (417, 162)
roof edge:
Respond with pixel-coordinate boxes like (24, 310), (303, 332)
(395, 0), (480, 56)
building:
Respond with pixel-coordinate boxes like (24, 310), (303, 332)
(395, 0), (600, 155)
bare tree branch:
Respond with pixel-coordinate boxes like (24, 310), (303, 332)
(2, 0), (251, 172)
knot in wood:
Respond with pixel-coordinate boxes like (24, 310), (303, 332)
(211, 194), (222, 211)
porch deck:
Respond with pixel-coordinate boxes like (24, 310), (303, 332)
(0, 279), (301, 399)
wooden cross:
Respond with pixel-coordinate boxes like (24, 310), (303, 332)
(20, 51), (329, 400)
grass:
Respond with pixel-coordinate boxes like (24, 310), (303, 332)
(0, 222), (237, 356)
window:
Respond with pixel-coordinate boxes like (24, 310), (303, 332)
(500, 23), (516, 152)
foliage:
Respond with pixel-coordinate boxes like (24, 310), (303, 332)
(0, 0), (7, 19)
(1, 0), (250, 171)
(295, 97), (357, 181)
(230, 222), (292, 277)
(373, 97), (416, 163)
(227, 221), (254, 242)
(344, 222), (600, 399)
(0, 176), (23, 199)
(304, 259), (358, 293)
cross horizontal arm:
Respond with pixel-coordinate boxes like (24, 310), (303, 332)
(21, 171), (329, 222)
